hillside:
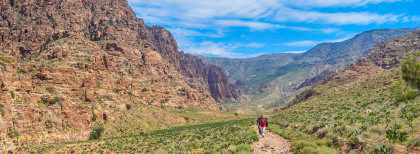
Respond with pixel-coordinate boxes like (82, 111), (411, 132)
(199, 27), (420, 110)
(0, 0), (240, 150)
(269, 30), (420, 153)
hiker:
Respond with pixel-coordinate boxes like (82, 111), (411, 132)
(257, 115), (263, 135)
(260, 117), (268, 137)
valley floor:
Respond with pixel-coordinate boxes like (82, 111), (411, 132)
(14, 119), (259, 153)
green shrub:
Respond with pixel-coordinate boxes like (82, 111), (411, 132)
(16, 69), (25, 74)
(7, 127), (19, 138)
(291, 140), (318, 153)
(369, 144), (394, 154)
(91, 106), (96, 122)
(0, 56), (12, 63)
(391, 80), (417, 102)
(37, 99), (47, 106)
(10, 91), (15, 99)
(347, 136), (359, 146)
(401, 50), (420, 90)
(301, 146), (318, 154)
(386, 123), (408, 143)
(125, 104), (131, 110)
(324, 139), (334, 147)
(89, 126), (105, 140)
(319, 146), (337, 154)
(92, 113), (97, 121)
(235, 144), (251, 152)
(316, 128), (329, 139)
(0, 106), (5, 116)
(49, 97), (60, 105)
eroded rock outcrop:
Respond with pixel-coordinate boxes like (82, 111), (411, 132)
(179, 52), (241, 101)
(0, 0), (238, 150)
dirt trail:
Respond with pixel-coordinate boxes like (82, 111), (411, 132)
(251, 125), (292, 154)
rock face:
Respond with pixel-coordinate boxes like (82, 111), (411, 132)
(356, 31), (420, 69)
(179, 52), (240, 101)
(0, 0), (238, 150)
(297, 70), (336, 89)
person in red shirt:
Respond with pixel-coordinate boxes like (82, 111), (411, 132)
(260, 118), (268, 137)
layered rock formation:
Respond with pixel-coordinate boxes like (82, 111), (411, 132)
(0, 0), (238, 150)
(180, 52), (241, 101)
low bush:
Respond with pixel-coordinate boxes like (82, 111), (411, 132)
(347, 136), (359, 147)
(369, 144), (394, 153)
(301, 146), (318, 154)
(270, 124), (337, 154)
(235, 144), (251, 153)
(317, 127), (329, 139)
(89, 126), (105, 140)
(7, 128), (19, 138)
(0, 56), (12, 63)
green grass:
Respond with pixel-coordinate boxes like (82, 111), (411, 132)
(270, 124), (337, 154)
(19, 119), (258, 153)
(269, 69), (419, 153)
(100, 104), (246, 138)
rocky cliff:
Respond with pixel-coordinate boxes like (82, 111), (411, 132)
(180, 52), (241, 101)
(0, 0), (238, 150)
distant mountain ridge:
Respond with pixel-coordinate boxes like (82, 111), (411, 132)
(199, 27), (420, 109)
(270, 29), (420, 153)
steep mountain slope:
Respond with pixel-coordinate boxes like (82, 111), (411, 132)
(0, 0), (238, 149)
(199, 27), (420, 109)
(270, 30), (420, 153)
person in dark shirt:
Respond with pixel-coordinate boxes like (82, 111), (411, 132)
(257, 115), (263, 135)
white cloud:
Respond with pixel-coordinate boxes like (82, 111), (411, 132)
(284, 36), (354, 47)
(284, 41), (321, 47)
(183, 42), (265, 58)
(284, 50), (307, 53)
(129, 0), (406, 28)
(129, 0), (408, 34)
(273, 7), (401, 25)
(403, 15), (420, 22)
(184, 41), (242, 57)
(281, 0), (404, 8)
(215, 20), (278, 30)
(246, 43), (265, 48)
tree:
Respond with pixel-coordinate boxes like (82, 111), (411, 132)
(401, 50), (420, 90)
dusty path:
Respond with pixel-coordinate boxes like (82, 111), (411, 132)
(251, 125), (292, 154)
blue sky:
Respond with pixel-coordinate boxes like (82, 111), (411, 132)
(127, 0), (420, 58)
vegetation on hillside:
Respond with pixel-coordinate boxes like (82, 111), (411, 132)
(100, 104), (246, 138)
(269, 55), (419, 153)
(17, 119), (258, 153)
